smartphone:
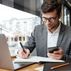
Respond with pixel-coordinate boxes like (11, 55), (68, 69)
(48, 46), (59, 53)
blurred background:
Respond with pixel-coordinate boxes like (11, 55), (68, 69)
(0, 0), (71, 57)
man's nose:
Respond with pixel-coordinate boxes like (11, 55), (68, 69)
(45, 20), (51, 24)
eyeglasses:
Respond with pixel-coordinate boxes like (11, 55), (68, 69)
(42, 16), (57, 23)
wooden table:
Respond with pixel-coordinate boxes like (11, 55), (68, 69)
(0, 57), (44, 71)
(0, 64), (43, 71)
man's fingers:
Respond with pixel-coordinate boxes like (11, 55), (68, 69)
(18, 48), (30, 59)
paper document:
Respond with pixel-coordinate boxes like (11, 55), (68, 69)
(14, 56), (64, 63)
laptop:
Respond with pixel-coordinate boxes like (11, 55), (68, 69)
(0, 34), (33, 71)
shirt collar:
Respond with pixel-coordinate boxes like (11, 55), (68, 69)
(48, 22), (61, 35)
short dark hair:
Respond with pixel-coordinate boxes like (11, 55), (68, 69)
(41, 0), (62, 18)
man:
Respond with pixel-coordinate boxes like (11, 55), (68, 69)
(18, 0), (71, 62)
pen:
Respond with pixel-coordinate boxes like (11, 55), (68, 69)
(51, 63), (69, 70)
(20, 42), (26, 53)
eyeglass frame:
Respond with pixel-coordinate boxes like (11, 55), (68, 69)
(41, 16), (58, 23)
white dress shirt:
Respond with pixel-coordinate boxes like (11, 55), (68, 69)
(47, 23), (61, 48)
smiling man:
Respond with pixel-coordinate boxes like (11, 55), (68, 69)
(18, 0), (71, 62)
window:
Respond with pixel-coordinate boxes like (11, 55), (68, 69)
(0, 0), (42, 56)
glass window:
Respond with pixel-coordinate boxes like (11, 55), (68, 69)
(0, 0), (42, 56)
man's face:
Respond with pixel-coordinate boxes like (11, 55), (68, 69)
(42, 10), (59, 32)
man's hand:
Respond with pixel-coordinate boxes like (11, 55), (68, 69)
(47, 48), (63, 60)
(18, 48), (30, 59)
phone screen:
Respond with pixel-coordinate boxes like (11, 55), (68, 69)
(48, 46), (59, 53)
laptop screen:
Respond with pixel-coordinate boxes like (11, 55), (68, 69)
(0, 34), (34, 70)
(0, 34), (14, 70)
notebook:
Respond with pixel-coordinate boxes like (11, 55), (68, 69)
(14, 56), (64, 63)
(0, 34), (33, 71)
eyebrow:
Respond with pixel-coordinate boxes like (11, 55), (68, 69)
(42, 16), (57, 19)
